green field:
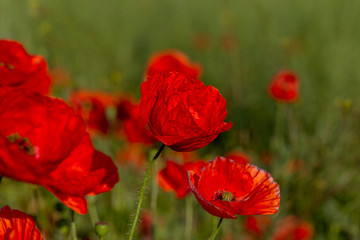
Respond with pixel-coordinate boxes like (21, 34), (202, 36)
(1, 0), (360, 239)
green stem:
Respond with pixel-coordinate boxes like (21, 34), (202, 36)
(185, 196), (193, 240)
(88, 196), (100, 226)
(70, 210), (77, 240)
(208, 218), (223, 240)
(128, 144), (166, 240)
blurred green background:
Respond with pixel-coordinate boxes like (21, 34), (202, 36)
(1, 0), (360, 239)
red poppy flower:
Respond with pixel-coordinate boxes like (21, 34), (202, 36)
(268, 71), (299, 102)
(158, 159), (206, 199)
(0, 205), (43, 240)
(145, 50), (202, 79)
(189, 156), (280, 219)
(271, 216), (314, 240)
(0, 92), (119, 214)
(244, 215), (271, 237)
(70, 90), (116, 134)
(226, 150), (251, 164)
(140, 72), (232, 152)
(0, 39), (51, 95)
(116, 98), (157, 145)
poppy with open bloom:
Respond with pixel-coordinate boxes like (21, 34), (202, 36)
(140, 72), (232, 152)
(70, 90), (116, 134)
(0, 205), (43, 240)
(0, 92), (119, 214)
(116, 98), (157, 145)
(0, 39), (51, 95)
(145, 50), (202, 79)
(189, 157), (280, 219)
(158, 159), (206, 198)
(268, 70), (299, 102)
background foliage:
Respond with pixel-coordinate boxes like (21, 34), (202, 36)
(1, 0), (360, 239)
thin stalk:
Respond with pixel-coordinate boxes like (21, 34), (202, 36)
(185, 196), (193, 240)
(88, 196), (100, 226)
(70, 210), (77, 240)
(128, 144), (166, 240)
(208, 218), (223, 240)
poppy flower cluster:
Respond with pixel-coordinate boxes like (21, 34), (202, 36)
(0, 205), (43, 240)
(0, 92), (119, 214)
(0, 40), (119, 215)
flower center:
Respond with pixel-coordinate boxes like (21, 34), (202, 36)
(6, 133), (35, 156)
(221, 191), (233, 201)
(213, 190), (234, 201)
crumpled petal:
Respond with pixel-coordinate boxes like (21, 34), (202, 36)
(140, 72), (232, 152)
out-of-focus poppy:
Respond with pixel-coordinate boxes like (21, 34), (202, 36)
(220, 33), (238, 52)
(226, 150), (251, 164)
(0, 92), (119, 214)
(271, 216), (314, 240)
(0, 205), (43, 240)
(244, 215), (271, 237)
(116, 97), (157, 145)
(0, 39), (51, 95)
(268, 71), (299, 102)
(189, 157), (280, 219)
(116, 143), (147, 169)
(70, 90), (116, 134)
(158, 159), (206, 199)
(145, 50), (202, 79)
(140, 210), (153, 240)
(140, 72), (232, 152)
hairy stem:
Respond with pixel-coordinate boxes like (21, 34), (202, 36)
(128, 143), (166, 240)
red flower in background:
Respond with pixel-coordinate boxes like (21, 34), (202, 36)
(271, 216), (313, 240)
(116, 97), (157, 145)
(226, 150), (251, 164)
(0, 39), (51, 95)
(268, 71), (299, 102)
(189, 157), (280, 219)
(244, 215), (271, 237)
(0, 92), (119, 214)
(0, 205), (43, 240)
(70, 90), (116, 134)
(158, 159), (206, 199)
(139, 210), (153, 240)
(146, 50), (202, 79)
(116, 143), (147, 169)
(140, 72), (232, 152)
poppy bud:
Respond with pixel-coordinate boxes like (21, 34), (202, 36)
(95, 222), (109, 237)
